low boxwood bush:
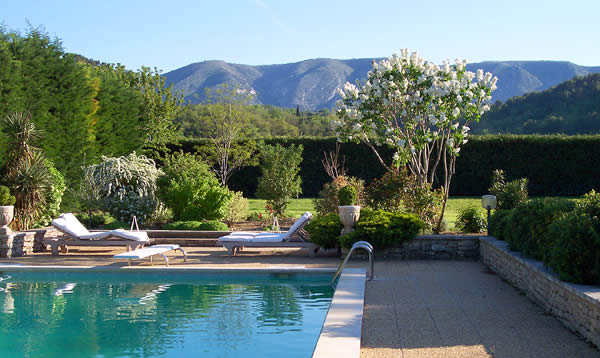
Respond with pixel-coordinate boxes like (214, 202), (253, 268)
(455, 206), (486, 233)
(163, 220), (229, 231)
(503, 198), (574, 260)
(339, 208), (424, 249)
(488, 209), (511, 239)
(304, 213), (343, 249)
(103, 220), (129, 230)
(547, 212), (600, 284)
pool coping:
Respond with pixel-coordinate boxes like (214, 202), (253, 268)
(0, 264), (366, 358)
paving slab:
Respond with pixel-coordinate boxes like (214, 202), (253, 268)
(362, 260), (599, 358)
(1, 247), (598, 357)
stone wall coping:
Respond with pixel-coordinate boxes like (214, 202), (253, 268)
(482, 237), (600, 302)
(417, 234), (484, 240)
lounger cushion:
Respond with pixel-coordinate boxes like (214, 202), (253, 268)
(218, 233), (285, 243)
(52, 213), (90, 237)
(282, 212), (312, 239)
(78, 232), (113, 240)
(110, 229), (149, 242)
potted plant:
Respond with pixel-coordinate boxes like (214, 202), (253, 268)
(337, 185), (360, 235)
(0, 185), (16, 235)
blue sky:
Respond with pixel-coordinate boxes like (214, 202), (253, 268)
(2, 0), (598, 73)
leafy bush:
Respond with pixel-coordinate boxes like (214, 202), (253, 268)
(224, 191), (249, 226)
(455, 206), (486, 233)
(36, 159), (66, 227)
(0, 186), (15, 206)
(489, 169), (528, 210)
(256, 143), (303, 217)
(163, 220), (228, 231)
(504, 198), (574, 260)
(488, 209), (512, 239)
(339, 208), (424, 249)
(338, 186), (357, 206)
(247, 212), (261, 222)
(304, 213), (343, 249)
(103, 219), (129, 230)
(403, 182), (443, 232)
(147, 202), (174, 225)
(547, 212), (600, 284)
(85, 152), (161, 223)
(75, 211), (115, 228)
(365, 169), (407, 212)
(157, 152), (232, 221)
(313, 176), (365, 216)
(575, 189), (600, 226)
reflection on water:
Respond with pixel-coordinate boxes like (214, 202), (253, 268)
(0, 272), (333, 358)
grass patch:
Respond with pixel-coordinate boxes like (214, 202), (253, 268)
(248, 199), (316, 219)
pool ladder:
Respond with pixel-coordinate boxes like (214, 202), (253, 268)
(331, 241), (374, 287)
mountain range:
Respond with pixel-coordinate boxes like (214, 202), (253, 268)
(164, 58), (600, 110)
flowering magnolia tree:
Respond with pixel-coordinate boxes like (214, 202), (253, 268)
(335, 49), (497, 231)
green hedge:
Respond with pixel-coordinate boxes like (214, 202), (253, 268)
(168, 135), (600, 197)
(491, 191), (600, 285)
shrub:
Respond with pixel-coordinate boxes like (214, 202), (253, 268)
(157, 152), (232, 221)
(365, 168), (442, 231)
(256, 143), (303, 217)
(339, 208), (424, 249)
(547, 212), (600, 284)
(489, 169), (528, 210)
(85, 152), (161, 223)
(575, 189), (600, 227)
(247, 212), (261, 222)
(103, 219), (129, 230)
(224, 191), (249, 226)
(504, 198), (574, 260)
(35, 159), (66, 227)
(365, 168), (409, 212)
(163, 220), (228, 231)
(75, 211), (115, 228)
(313, 176), (365, 216)
(488, 209), (512, 240)
(455, 206), (486, 233)
(338, 186), (357, 206)
(147, 202), (174, 226)
(304, 213), (343, 249)
(0, 186), (15, 206)
(403, 182), (443, 232)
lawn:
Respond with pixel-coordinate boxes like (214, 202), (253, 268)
(248, 197), (484, 230)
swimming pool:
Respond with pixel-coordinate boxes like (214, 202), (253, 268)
(0, 270), (334, 358)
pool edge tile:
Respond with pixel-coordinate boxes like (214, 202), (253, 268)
(312, 267), (366, 358)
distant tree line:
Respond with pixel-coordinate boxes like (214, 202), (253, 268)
(473, 73), (600, 135)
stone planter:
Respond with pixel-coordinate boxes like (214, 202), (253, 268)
(0, 205), (14, 235)
(338, 205), (361, 236)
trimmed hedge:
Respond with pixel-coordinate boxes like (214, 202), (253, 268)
(168, 135), (600, 197)
(491, 191), (600, 284)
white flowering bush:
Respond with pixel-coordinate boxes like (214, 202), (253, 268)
(84, 152), (162, 223)
(335, 49), (497, 231)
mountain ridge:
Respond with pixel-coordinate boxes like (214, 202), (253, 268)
(164, 58), (600, 110)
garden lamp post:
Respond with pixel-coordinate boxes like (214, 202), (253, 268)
(481, 195), (497, 235)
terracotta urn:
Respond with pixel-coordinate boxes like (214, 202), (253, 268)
(338, 205), (361, 236)
(0, 205), (14, 235)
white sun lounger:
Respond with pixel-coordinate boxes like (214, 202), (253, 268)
(113, 244), (187, 266)
(218, 212), (318, 256)
(45, 213), (150, 255)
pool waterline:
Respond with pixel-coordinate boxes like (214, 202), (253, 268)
(0, 264), (366, 358)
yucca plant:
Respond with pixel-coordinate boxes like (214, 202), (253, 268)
(0, 112), (54, 229)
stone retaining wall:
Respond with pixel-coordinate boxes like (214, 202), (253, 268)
(385, 235), (482, 259)
(27, 227), (62, 252)
(0, 232), (35, 257)
(480, 237), (600, 348)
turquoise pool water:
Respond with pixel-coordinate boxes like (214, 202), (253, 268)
(0, 270), (334, 358)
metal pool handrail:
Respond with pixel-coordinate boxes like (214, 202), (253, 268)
(331, 241), (374, 287)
